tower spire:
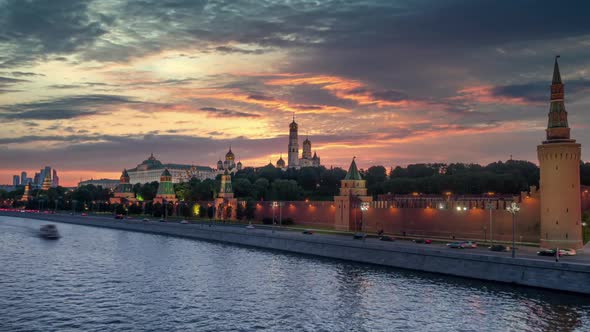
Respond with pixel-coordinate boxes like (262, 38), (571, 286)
(552, 55), (562, 84)
(546, 55), (571, 141)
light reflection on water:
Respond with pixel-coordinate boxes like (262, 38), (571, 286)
(0, 216), (588, 332)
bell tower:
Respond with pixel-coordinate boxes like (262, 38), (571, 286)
(537, 56), (583, 249)
(288, 114), (300, 168)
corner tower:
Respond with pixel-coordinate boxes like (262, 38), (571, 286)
(537, 56), (583, 249)
(288, 114), (299, 168)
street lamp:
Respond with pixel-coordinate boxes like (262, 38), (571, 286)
(486, 202), (494, 245)
(506, 202), (520, 258)
(272, 201), (278, 233)
(360, 201), (370, 239)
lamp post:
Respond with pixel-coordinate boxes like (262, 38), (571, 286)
(272, 201), (278, 233)
(279, 202), (284, 228)
(360, 201), (370, 240)
(506, 202), (520, 258)
(486, 202), (494, 244)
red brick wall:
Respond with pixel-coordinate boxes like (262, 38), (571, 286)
(363, 196), (540, 242)
(253, 201), (336, 228)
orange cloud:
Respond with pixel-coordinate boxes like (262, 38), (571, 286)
(450, 85), (533, 105)
(266, 75), (430, 109)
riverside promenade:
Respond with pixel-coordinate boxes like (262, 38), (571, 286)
(4, 211), (590, 295)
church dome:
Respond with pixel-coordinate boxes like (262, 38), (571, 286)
(225, 147), (235, 161)
(277, 156), (286, 168)
(217, 159), (223, 170)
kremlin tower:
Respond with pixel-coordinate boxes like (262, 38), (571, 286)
(333, 157), (372, 231)
(20, 182), (31, 202)
(537, 56), (583, 249)
(41, 171), (52, 191)
(154, 169), (177, 204)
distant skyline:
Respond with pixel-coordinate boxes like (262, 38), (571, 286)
(2, 0), (590, 186)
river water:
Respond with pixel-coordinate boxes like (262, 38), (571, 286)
(1, 216), (589, 332)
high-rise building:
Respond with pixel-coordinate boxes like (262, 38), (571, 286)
(52, 169), (59, 187)
(537, 56), (583, 249)
(12, 175), (20, 186)
(20, 171), (27, 185)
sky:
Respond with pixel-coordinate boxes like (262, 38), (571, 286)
(1, 0), (590, 186)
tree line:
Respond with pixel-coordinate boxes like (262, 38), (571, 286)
(3, 160), (590, 209)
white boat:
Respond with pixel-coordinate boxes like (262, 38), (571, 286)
(40, 224), (60, 239)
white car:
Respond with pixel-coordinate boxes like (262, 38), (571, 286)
(142, 218), (150, 222)
(559, 248), (577, 256)
(180, 220), (189, 224)
(246, 224), (255, 229)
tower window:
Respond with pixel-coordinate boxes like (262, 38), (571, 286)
(556, 220), (559, 225)
(566, 208), (568, 213)
(566, 233), (568, 239)
(556, 165), (558, 171)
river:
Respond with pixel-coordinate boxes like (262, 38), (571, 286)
(0, 216), (588, 331)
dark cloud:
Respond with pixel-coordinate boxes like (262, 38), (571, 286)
(9, 71), (45, 77)
(491, 79), (590, 103)
(248, 94), (275, 101)
(0, 0), (109, 67)
(0, 94), (137, 120)
(200, 107), (261, 118)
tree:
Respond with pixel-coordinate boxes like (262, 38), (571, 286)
(270, 180), (303, 201)
(245, 201), (256, 220)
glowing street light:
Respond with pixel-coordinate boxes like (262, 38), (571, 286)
(506, 202), (520, 258)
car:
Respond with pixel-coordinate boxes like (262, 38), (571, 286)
(489, 244), (509, 252)
(560, 248), (577, 256)
(447, 241), (477, 249)
(180, 220), (189, 224)
(352, 232), (366, 240)
(245, 224), (255, 229)
(81, 213), (88, 216)
(537, 249), (560, 256)
(379, 235), (394, 241)
(114, 214), (124, 219)
(142, 218), (150, 222)
(302, 229), (314, 235)
(413, 238), (432, 244)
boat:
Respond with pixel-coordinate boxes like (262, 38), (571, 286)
(40, 224), (60, 239)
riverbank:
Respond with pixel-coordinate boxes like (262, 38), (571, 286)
(4, 212), (590, 295)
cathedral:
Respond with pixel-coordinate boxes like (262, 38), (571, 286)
(280, 115), (321, 169)
(217, 146), (243, 173)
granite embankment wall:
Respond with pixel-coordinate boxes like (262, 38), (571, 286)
(16, 213), (590, 295)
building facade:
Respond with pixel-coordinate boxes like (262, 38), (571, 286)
(537, 57), (583, 249)
(127, 154), (217, 184)
(78, 179), (120, 190)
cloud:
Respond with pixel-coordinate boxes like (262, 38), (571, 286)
(0, 0), (109, 67)
(199, 107), (261, 118)
(9, 71), (45, 77)
(0, 94), (138, 120)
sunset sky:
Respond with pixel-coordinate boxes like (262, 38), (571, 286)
(1, 0), (590, 186)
